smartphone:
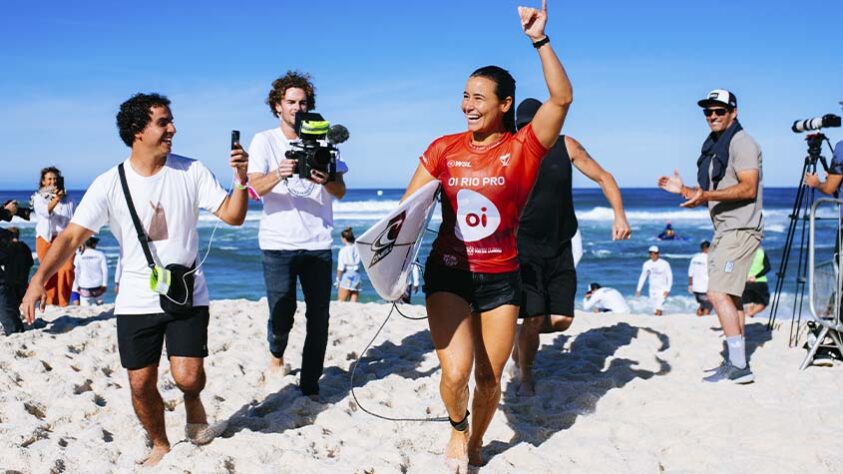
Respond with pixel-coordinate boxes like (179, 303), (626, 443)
(231, 130), (240, 150)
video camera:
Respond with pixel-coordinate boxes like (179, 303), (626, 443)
(1, 200), (32, 221)
(285, 112), (349, 182)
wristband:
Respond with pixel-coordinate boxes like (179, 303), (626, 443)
(532, 35), (550, 49)
(234, 180), (248, 191)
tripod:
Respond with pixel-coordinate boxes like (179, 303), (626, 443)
(767, 133), (834, 347)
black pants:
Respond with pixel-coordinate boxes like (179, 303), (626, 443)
(261, 249), (332, 395)
(0, 283), (24, 335)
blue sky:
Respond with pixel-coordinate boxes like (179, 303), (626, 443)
(1, 0), (841, 190)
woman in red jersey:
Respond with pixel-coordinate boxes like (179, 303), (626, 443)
(400, 1), (572, 469)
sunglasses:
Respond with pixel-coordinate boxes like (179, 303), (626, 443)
(703, 108), (729, 117)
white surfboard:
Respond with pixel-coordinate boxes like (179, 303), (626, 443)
(356, 181), (440, 301)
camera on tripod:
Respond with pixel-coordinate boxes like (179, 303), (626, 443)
(2, 200), (32, 221)
(792, 114), (841, 133)
(285, 112), (349, 182)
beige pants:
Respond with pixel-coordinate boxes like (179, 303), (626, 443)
(707, 229), (761, 297)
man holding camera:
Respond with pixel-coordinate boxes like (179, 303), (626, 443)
(804, 139), (843, 195)
(658, 89), (763, 384)
(21, 92), (250, 465)
(1, 202), (28, 335)
(247, 71), (347, 397)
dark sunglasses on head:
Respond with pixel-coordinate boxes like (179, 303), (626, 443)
(703, 108), (729, 117)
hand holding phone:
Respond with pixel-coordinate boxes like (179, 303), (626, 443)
(231, 130), (241, 150)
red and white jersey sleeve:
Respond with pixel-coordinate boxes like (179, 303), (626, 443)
(419, 125), (548, 273)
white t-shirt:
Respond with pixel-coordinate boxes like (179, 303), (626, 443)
(337, 245), (361, 273)
(247, 128), (348, 251)
(72, 248), (108, 290)
(636, 258), (673, 295)
(583, 287), (629, 313)
(71, 155), (228, 314)
(33, 192), (75, 241)
(688, 252), (709, 293)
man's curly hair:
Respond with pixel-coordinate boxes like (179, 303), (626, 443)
(116, 93), (171, 147)
(266, 71), (316, 117)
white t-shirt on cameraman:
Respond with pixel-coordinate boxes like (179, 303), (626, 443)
(71, 154), (228, 314)
(247, 128), (348, 251)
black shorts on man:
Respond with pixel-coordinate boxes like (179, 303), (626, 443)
(742, 281), (770, 306)
(518, 240), (576, 318)
(116, 307), (210, 370)
(423, 263), (521, 313)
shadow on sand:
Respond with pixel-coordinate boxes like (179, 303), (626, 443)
(223, 328), (437, 436)
(37, 308), (115, 334)
(486, 322), (671, 462)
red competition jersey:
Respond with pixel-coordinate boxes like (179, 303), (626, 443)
(420, 124), (548, 273)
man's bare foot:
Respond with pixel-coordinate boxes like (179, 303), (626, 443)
(136, 444), (170, 467)
(268, 356), (290, 376)
(444, 427), (469, 473)
(517, 376), (536, 397)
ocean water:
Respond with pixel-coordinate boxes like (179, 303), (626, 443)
(2, 187), (834, 317)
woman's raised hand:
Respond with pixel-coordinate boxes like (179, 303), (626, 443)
(518, 0), (548, 41)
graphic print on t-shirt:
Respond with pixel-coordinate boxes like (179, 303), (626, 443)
(454, 189), (501, 242)
(147, 201), (169, 241)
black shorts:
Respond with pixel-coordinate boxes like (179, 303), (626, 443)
(694, 292), (713, 310)
(518, 242), (576, 318)
(742, 282), (770, 306)
(423, 263), (521, 313)
(116, 307), (210, 370)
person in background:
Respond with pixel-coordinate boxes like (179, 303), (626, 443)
(742, 246), (770, 317)
(658, 222), (676, 240)
(336, 227), (362, 302)
(33, 166), (76, 306)
(401, 261), (421, 304)
(635, 245), (673, 316)
(582, 282), (629, 313)
(1, 213), (30, 335)
(689, 240), (713, 316)
(72, 236), (109, 306)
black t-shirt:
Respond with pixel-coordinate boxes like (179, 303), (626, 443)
(518, 135), (578, 257)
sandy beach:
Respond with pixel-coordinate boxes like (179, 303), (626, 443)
(1, 300), (842, 473)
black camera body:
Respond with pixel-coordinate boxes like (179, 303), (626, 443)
(285, 112), (346, 182)
(2, 200), (32, 221)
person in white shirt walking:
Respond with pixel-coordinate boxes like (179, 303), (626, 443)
(21, 92), (250, 466)
(583, 282), (629, 313)
(688, 240), (712, 316)
(336, 227), (362, 302)
(636, 245), (673, 315)
(72, 236), (108, 306)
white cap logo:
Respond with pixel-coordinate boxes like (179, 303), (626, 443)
(454, 189), (501, 242)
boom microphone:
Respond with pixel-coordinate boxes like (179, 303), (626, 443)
(327, 124), (350, 144)
(791, 114), (841, 133)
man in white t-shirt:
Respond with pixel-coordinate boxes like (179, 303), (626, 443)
(688, 240), (713, 316)
(635, 245), (673, 315)
(583, 282), (629, 313)
(72, 236), (109, 306)
(21, 93), (250, 467)
(247, 71), (348, 397)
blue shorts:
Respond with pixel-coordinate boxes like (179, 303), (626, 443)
(339, 272), (362, 291)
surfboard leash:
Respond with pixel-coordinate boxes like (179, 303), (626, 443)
(349, 302), (448, 424)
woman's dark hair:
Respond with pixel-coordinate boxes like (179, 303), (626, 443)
(341, 227), (355, 243)
(470, 65), (517, 133)
(116, 93), (172, 147)
(267, 71), (317, 117)
(39, 166), (62, 188)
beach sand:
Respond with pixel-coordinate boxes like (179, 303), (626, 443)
(1, 300), (842, 473)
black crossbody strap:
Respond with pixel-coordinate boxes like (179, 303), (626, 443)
(118, 163), (156, 269)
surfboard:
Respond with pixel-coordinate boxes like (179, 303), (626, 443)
(356, 180), (440, 301)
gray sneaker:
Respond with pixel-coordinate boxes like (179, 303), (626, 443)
(702, 362), (755, 384)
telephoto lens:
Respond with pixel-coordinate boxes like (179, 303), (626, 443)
(792, 114), (841, 133)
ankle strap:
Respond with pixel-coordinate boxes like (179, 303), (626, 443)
(449, 410), (470, 431)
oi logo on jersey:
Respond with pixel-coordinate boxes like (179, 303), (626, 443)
(454, 189), (500, 242)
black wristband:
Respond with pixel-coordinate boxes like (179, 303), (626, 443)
(532, 35), (550, 49)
